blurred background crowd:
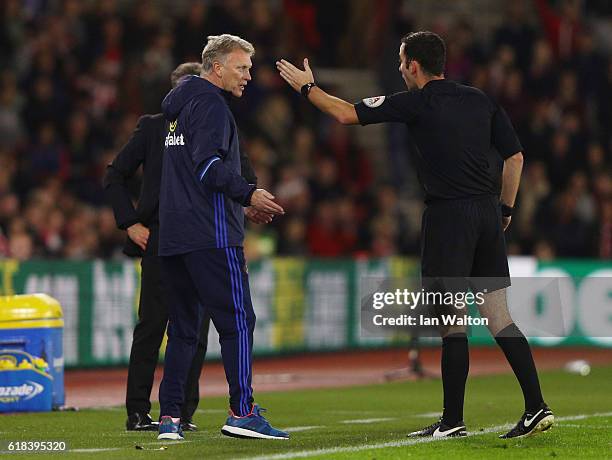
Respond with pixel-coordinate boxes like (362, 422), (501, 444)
(0, 0), (610, 261)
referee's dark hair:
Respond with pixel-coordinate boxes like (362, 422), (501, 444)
(170, 62), (202, 88)
(401, 31), (446, 76)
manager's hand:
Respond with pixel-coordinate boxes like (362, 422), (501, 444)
(127, 223), (149, 251)
(276, 58), (314, 93)
(245, 207), (274, 224)
(250, 189), (285, 215)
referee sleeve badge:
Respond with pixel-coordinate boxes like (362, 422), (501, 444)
(362, 96), (385, 108)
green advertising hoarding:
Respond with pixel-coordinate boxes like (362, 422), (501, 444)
(0, 257), (609, 367)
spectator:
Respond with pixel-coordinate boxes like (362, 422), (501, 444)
(597, 198), (612, 258)
(27, 123), (69, 183)
(0, 1), (609, 261)
(8, 231), (33, 260)
(277, 216), (307, 255)
(493, 0), (536, 70)
(525, 38), (556, 98)
(0, 71), (24, 148)
(535, 0), (582, 60)
(516, 161), (551, 245)
(307, 200), (343, 257)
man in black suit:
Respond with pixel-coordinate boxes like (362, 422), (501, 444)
(104, 62), (270, 431)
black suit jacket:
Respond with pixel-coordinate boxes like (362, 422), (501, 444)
(103, 113), (257, 257)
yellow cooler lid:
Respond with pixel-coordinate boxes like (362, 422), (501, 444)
(0, 294), (63, 321)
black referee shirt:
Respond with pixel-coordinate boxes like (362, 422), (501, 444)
(355, 79), (522, 203)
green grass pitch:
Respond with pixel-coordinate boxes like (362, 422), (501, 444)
(2, 366), (611, 459)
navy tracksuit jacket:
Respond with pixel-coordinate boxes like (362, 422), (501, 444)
(158, 76), (257, 417)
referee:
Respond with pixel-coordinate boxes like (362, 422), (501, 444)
(277, 31), (553, 439)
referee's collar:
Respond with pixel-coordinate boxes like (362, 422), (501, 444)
(423, 78), (448, 88)
(423, 78), (457, 94)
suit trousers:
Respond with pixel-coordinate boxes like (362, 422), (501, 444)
(126, 255), (210, 419)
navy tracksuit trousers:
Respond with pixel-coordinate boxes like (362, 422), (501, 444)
(158, 247), (255, 418)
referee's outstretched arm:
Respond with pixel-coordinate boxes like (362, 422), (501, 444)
(500, 151), (524, 231)
(276, 58), (359, 125)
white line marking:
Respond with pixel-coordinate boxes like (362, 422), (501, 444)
(558, 424), (611, 428)
(249, 412), (612, 460)
(195, 409), (228, 414)
(326, 410), (382, 415)
(555, 413), (612, 421)
(139, 440), (193, 446)
(43, 411), (612, 456)
(85, 406), (123, 411)
(281, 426), (322, 433)
(414, 412), (441, 418)
(340, 418), (395, 424)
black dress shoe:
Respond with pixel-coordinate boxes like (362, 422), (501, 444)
(126, 412), (160, 431)
(180, 419), (198, 431)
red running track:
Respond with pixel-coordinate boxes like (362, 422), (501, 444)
(63, 347), (612, 409)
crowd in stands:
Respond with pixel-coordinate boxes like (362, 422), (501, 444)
(0, 0), (610, 261)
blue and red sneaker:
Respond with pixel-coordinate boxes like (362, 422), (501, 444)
(221, 404), (289, 440)
(157, 416), (184, 441)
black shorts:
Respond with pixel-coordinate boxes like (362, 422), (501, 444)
(420, 195), (510, 293)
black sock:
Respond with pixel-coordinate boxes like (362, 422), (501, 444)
(441, 333), (469, 426)
(495, 323), (544, 412)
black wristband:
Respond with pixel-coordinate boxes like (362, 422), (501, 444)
(500, 203), (514, 217)
(301, 82), (316, 98)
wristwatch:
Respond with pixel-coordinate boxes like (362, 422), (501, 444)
(500, 203), (514, 217)
(301, 82), (316, 98)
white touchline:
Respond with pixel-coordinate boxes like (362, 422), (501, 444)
(559, 424), (612, 428)
(282, 426), (323, 432)
(139, 440), (193, 446)
(195, 408), (228, 414)
(46, 411), (612, 456)
(87, 406), (124, 411)
(340, 418), (396, 424)
(325, 411), (382, 417)
(249, 412), (612, 460)
(414, 412), (442, 418)
(555, 413), (612, 421)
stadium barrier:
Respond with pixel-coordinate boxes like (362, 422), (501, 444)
(0, 257), (609, 368)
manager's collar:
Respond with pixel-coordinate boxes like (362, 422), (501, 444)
(221, 89), (233, 103)
(200, 77), (233, 102)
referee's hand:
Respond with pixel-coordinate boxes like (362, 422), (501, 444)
(250, 189), (285, 215)
(276, 58), (314, 93)
(502, 216), (511, 231)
